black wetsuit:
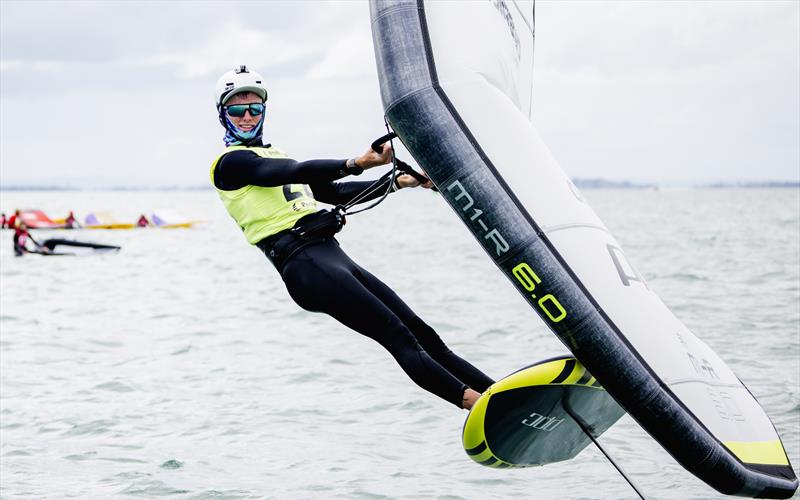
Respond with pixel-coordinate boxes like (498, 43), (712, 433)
(214, 147), (495, 407)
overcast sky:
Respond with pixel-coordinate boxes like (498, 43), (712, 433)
(1, 0), (798, 187)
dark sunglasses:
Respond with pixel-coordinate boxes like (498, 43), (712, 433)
(225, 103), (265, 118)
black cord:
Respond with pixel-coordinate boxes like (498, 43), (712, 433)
(340, 118), (400, 215)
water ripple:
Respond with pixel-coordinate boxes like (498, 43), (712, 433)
(0, 189), (797, 499)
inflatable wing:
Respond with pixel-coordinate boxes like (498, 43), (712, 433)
(369, 1), (797, 497)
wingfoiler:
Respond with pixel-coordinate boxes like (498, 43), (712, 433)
(369, 1), (797, 497)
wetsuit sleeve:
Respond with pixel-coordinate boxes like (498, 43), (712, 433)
(309, 177), (396, 206)
(214, 149), (363, 191)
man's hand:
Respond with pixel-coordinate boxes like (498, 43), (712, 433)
(396, 173), (434, 189)
(355, 142), (393, 169)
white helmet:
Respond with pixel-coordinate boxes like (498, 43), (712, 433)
(214, 65), (268, 109)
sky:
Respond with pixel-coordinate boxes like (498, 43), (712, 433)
(0, 0), (798, 188)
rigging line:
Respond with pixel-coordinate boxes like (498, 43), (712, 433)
(342, 171), (393, 210)
(343, 159), (395, 214)
(508, 1), (535, 119)
(510, 0), (534, 34)
(341, 118), (399, 214)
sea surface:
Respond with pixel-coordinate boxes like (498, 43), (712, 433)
(1, 188), (798, 500)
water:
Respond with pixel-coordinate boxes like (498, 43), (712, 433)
(1, 188), (798, 499)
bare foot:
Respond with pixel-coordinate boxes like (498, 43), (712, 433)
(462, 388), (481, 410)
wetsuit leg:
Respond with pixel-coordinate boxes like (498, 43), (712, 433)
(280, 240), (471, 407)
(346, 261), (495, 393)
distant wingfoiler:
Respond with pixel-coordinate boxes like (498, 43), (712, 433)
(369, 1), (797, 497)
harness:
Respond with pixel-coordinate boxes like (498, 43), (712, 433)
(256, 208), (346, 272)
(257, 126), (431, 272)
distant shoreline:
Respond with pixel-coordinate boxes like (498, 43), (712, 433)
(1, 180), (798, 191)
(0, 185), (214, 192)
(699, 181), (800, 189)
(571, 178), (800, 190)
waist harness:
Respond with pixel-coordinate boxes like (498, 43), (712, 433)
(256, 208), (346, 272)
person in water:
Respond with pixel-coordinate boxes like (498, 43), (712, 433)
(64, 211), (80, 229)
(13, 223), (119, 255)
(210, 65), (494, 409)
(13, 223), (48, 256)
(7, 209), (21, 230)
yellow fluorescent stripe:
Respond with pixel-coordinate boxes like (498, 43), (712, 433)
(462, 393), (491, 450)
(724, 440), (789, 466)
(490, 359), (570, 394)
(563, 364), (586, 385)
(487, 358), (608, 395)
(471, 448), (495, 463)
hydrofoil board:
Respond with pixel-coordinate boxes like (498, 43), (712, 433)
(463, 356), (625, 468)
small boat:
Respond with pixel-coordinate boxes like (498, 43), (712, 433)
(19, 209), (68, 229)
(84, 212), (135, 230)
(150, 209), (199, 229)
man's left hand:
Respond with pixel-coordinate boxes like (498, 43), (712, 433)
(397, 174), (434, 189)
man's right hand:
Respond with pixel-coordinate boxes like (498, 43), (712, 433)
(355, 142), (393, 169)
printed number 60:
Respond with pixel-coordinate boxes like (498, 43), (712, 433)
(512, 262), (567, 323)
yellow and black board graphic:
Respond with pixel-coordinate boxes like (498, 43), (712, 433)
(463, 356), (625, 468)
